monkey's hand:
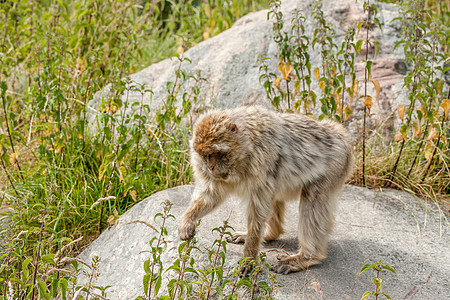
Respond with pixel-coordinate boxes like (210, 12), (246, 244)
(178, 219), (196, 240)
(226, 231), (247, 244)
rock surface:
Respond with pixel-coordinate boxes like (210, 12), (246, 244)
(77, 185), (449, 299)
(88, 0), (407, 134)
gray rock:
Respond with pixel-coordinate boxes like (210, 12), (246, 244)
(88, 0), (409, 136)
(77, 185), (449, 299)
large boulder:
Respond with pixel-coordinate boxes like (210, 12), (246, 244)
(88, 0), (407, 133)
(77, 185), (449, 299)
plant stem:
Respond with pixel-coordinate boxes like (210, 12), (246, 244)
(31, 203), (49, 300)
(375, 268), (380, 300)
(421, 111), (446, 182)
(149, 207), (169, 299)
(172, 246), (188, 300)
(406, 140), (424, 178)
(362, 1), (370, 187)
(134, 88), (145, 173)
(0, 157), (19, 197)
(406, 119), (429, 178)
(206, 232), (225, 299)
(341, 73), (346, 123)
(286, 80), (290, 109)
(386, 24), (419, 187)
(1, 86), (24, 182)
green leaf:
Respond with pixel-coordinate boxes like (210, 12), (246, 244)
(237, 278), (253, 289)
(381, 264), (396, 274)
(37, 280), (51, 300)
(360, 263), (376, 274)
(371, 4), (378, 16)
(400, 124), (408, 136)
(143, 273), (151, 296)
(366, 61), (373, 78)
(373, 17), (382, 31)
(22, 257), (33, 275)
(216, 266), (223, 282)
(357, 21), (363, 35)
(184, 267), (198, 275)
(215, 285), (224, 297)
(155, 274), (162, 295)
(51, 278), (59, 297)
(41, 253), (55, 264)
(361, 291), (371, 299)
(355, 40), (363, 55)
(0, 81), (7, 97)
(59, 278), (68, 300)
(312, 37), (319, 49)
(144, 259), (151, 273)
(320, 102), (330, 116)
(372, 277), (382, 290)
(373, 40), (380, 57)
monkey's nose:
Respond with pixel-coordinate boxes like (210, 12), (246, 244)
(210, 168), (220, 176)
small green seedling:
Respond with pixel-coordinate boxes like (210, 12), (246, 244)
(360, 260), (396, 300)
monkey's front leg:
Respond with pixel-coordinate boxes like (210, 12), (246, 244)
(178, 200), (200, 240)
(240, 197), (271, 276)
(178, 187), (225, 240)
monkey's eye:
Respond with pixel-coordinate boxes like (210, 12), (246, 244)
(216, 152), (228, 161)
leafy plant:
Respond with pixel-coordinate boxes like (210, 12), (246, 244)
(356, 0), (382, 186)
(360, 260), (396, 300)
(311, 0), (340, 121)
(384, 0), (449, 196)
(265, 1), (315, 112)
(138, 200), (175, 299)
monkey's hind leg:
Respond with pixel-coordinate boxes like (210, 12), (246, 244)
(272, 184), (337, 274)
(228, 200), (285, 244)
(263, 200), (285, 242)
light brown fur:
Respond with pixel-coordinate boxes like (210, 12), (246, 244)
(178, 105), (353, 274)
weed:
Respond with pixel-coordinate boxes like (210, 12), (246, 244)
(360, 260), (396, 300)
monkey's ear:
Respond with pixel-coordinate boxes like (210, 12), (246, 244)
(227, 123), (238, 133)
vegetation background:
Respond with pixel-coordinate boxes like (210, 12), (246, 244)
(0, 0), (448, 298)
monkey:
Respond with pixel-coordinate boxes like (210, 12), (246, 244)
(178, 105), (353, 274)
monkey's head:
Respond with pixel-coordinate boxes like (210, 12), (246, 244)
(191, 111), (248, 181)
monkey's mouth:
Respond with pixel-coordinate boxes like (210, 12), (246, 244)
(208, 170), (229, 180)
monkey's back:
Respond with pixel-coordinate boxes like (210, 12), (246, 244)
(229, 106), (353, 194)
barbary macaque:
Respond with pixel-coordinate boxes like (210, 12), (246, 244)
(178, 105), (353, 274)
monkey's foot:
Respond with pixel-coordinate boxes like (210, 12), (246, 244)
(227, 231), (279, 244)
(271, 254), (322, 275)
(239, 262), (254, 278)
(178, 220), (196, 240)
(226, 231), (247, 243)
